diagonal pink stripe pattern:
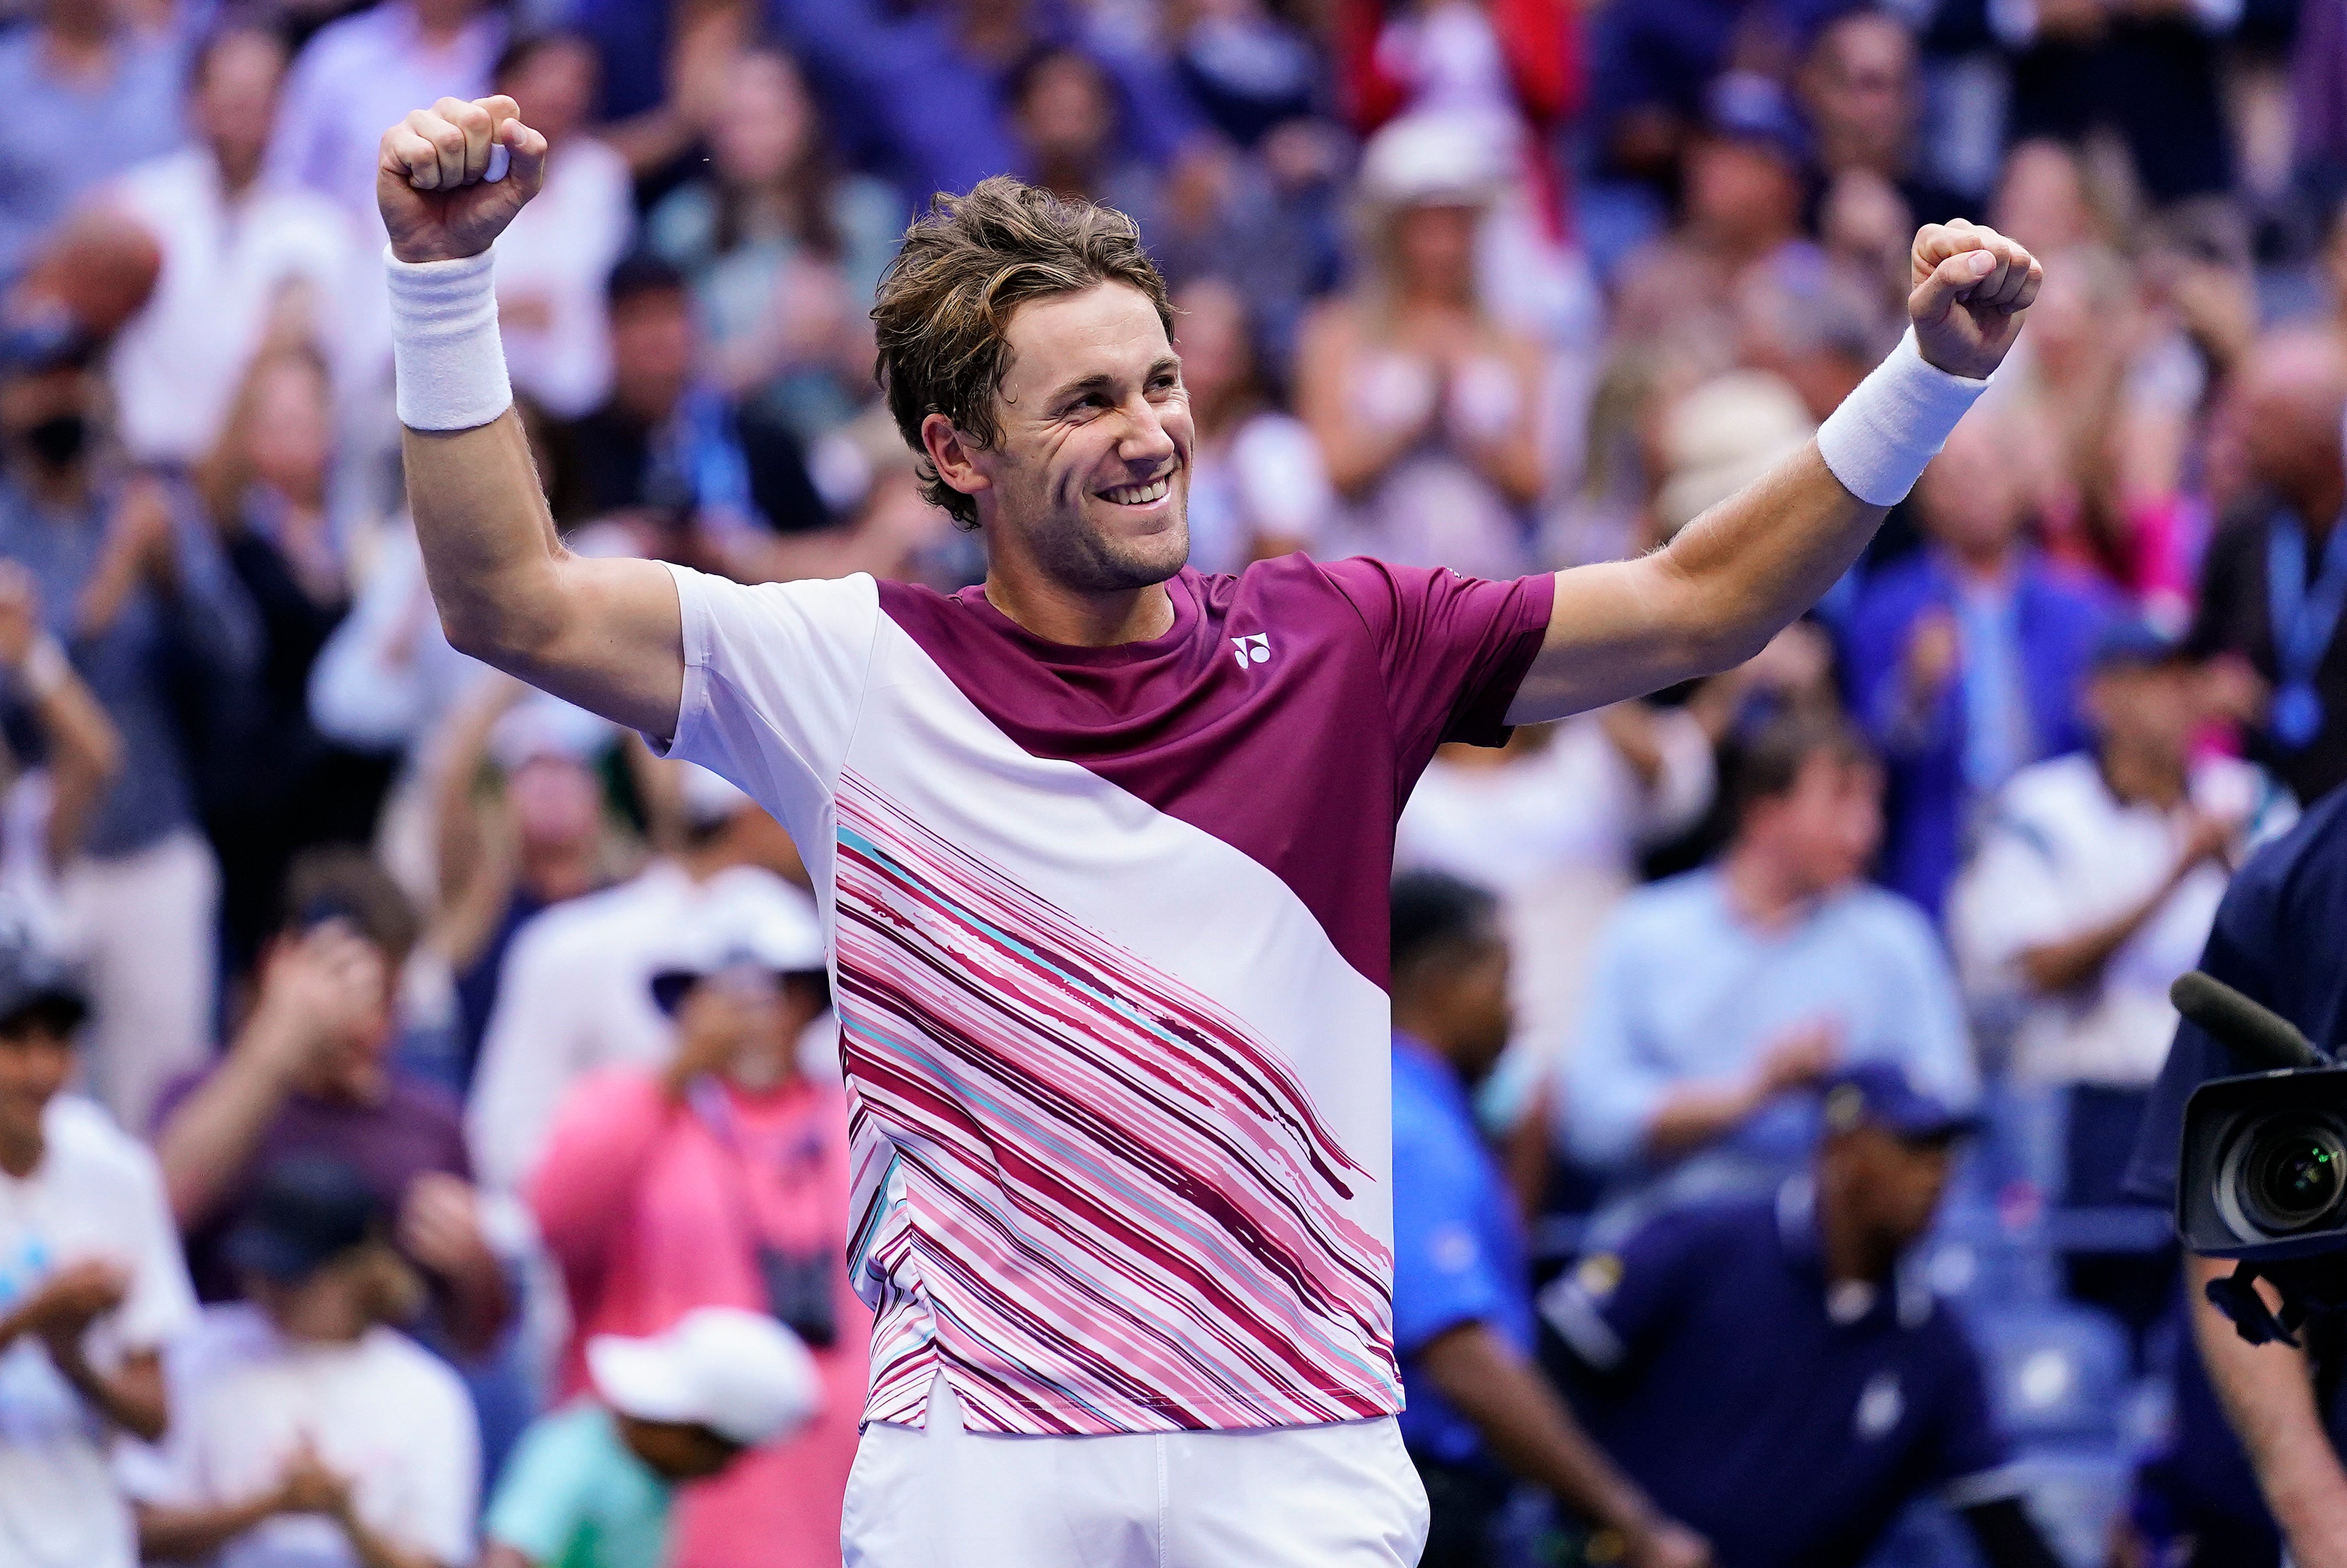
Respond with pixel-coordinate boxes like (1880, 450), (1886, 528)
(834, 771), (1400, 1435)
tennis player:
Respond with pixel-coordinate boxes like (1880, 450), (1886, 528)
(375, 95), (2040, 1567)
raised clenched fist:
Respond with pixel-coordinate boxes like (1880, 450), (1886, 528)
(1908, 219), (2043, 380)
(377, 96), (548, 265)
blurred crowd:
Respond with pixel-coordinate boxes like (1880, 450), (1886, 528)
(2, 0), (2346, 1565)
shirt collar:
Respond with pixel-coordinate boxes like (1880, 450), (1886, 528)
(1390, 1029), (1471, 1113)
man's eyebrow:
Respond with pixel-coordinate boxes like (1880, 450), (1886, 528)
(1043, 356), (1184, 409)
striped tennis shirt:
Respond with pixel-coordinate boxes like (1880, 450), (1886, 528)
(656, 553), (1553, 1436)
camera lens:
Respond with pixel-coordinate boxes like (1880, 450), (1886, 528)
(2241, 1119), (2347, 1235)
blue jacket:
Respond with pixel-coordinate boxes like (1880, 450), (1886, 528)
(1843, 550), (2114, 924)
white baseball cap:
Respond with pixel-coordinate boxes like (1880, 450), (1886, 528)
(648, 875), (826, 1013)
(490, 694), (614, 773)
(1357, 111), (1507, 210)
(586, 1307), (823, 1447)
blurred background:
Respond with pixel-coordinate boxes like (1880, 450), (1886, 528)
(2, 1), (2345, 1566)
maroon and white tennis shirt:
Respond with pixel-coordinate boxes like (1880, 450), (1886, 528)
(656, 554), (1553, 1437)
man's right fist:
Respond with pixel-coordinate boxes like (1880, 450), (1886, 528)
(377, 96), (547, 265)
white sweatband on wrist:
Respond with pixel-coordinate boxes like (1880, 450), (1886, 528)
(385, 246), (512, 432)
(1815, 327), (1993, 507)
(19, 635), (66, 700)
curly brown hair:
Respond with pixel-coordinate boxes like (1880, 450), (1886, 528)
(873, 175), (1174, 528)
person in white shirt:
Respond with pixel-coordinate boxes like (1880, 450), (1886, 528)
(1950, 621), (2298, 1091)
(486, 32), (633, 420)
(466, 764), (817, 1196)
(103, 21), (361, 467)
(121, 1153), (478, 1568)
(0, 910), (196, 1568)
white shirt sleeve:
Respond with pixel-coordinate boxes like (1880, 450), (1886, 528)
(1229, 413), (1334, 546)
(1947, 811), (2072, 1006)
(110, 1141), (198, 1354)
(655, 566), (881, 844)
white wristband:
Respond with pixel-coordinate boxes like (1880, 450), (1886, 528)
(1815, 327), (1992, 508)
(385, 246), (511, 432)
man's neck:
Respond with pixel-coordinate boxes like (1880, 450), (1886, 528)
(1720, 844), (1818, 932)
(213, 143), (264, 200)
(0, 1125), (42, 1181)
(1817, 1190), (1897, 1288)
(2098, 739), (2188, 813)
(982, 571), (1174, 648)
(521, 841), (600, 905)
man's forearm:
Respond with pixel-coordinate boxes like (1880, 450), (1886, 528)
(155, 1038), (296, 1225)
(1418, 1322), (1663, 1539)
(52, 1347), (166, 1442)
(2018, 868), (2184, 995)
(2186, 1254), (2347, 1560)
(1642, 1079), (1765, 1161)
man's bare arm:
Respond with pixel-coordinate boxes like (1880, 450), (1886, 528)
(1507, 221), (2041, 725)
(378, 97), (684, 741)
(2186, 1253), (2347, 1568)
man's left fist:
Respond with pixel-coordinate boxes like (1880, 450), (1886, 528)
(1907, 219), (2042, 380)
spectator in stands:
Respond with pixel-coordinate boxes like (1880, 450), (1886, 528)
(0, 0), (185, 282)
(0, 349), (257, 1134)
(1951, 622), (2295, 1095)
(488, 32), (636, 422)
(644, 43), (899, 442)
(0, 564), (120, 919)
(1950, 620), (2294, 1346)
(1540, 1062), (2063, 1568)
(1386, 871), (1710, 1568)
(267, 0), (504, 232)
(1170, 276), (1331, 573)
(1608, 77), (1823, 380)
(2188, 327), (2347, 805)
(1558, 713), (1975, 1232)
(467, 765), (810, 1197)
(554, 252), (830, 545)
(1398, 707), (1715, 1112)
(432, 684), (621, 1092)
(1295, 112), (1546, 580)
(1998, 0), (2238, 209)
(0, 912), (192, 1568)
(103, 20), (355, 468)
(1845, 409), (2116, 923)
(1798, 9), (1974, 242)
(529, 880), (864, 1568)
(196, 342), (391, 984)
(152, 850), (510, 1360)
(1171, 0), (1319, 149)
(482, 1307), (821, 1568)
(122, 1155), (478, 1568)
(781, 0), (1201, 213)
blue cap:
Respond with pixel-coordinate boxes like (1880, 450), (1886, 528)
(1705, 71), (1810, 168)
(1818, 1062), (1980, 1143)
(221, 1155), (383, 1283)
(2090, 618), (2186, 673)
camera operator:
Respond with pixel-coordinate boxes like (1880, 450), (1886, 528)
(2126, 784), (2347, 1568)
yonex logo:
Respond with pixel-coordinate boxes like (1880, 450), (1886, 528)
(1231, 633), (1271, 671)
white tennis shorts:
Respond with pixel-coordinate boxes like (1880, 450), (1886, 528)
(841, 1376), (1431, 1567)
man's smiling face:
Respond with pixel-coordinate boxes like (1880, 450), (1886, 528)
(961, 281), (1193, 594)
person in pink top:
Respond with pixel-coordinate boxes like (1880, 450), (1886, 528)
(530, 880), (865, 1568)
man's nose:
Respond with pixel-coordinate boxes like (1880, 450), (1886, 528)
(1118, 395), (1177, 466)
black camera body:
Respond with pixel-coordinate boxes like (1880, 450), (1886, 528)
(2172, 972), (2347, 1344)
(2178, 1066), (2347, 1260)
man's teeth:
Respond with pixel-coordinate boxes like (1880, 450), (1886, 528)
(1102, 477), (1170, 505)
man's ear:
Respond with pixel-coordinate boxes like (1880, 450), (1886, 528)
(920, 413), (991, 506)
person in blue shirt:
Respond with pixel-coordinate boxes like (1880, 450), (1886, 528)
(1844, 409), (2116, 926)
(1558, 712), (1976, 1236)
(1388, 871), (1709, 1568)
(2125, 784), (2347, 1568)
(1540, 1061), (2062, 1568)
